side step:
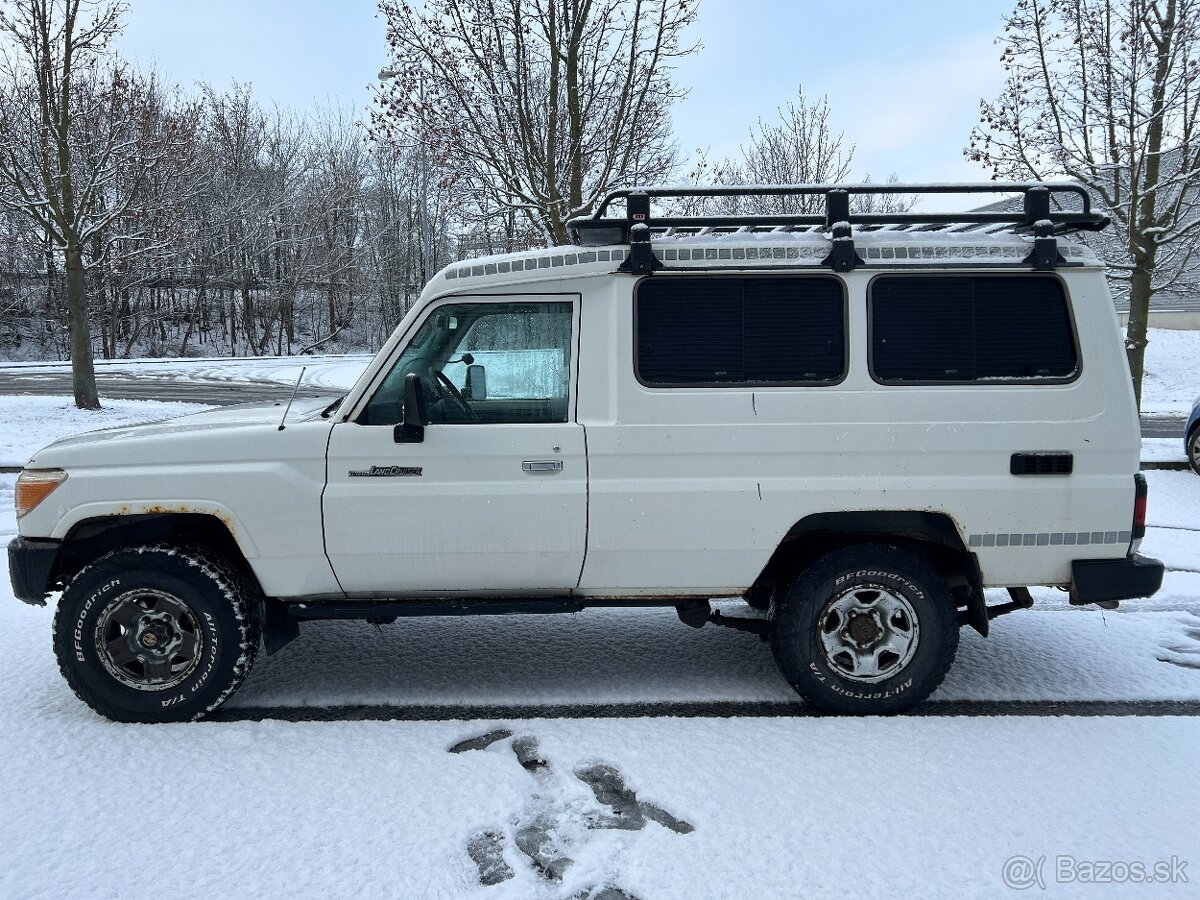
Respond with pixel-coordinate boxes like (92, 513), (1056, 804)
(285, 597), (587, 620)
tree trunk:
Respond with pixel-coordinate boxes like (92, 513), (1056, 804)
(1125, 264), (1153, 411)
(65, 243), (100, 409)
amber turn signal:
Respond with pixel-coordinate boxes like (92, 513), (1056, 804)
(14, 469), (67, 519)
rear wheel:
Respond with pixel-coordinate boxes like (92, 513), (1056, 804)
(1188, 425), (1200, 475)
(770, 544), (959, 714)
(53, 545), (258, 722)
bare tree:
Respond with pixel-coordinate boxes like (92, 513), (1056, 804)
(374, 0), (700, 245)
(81, 70), (202, 359)
(967, 0), (1200, 408)
(680, 87), (915, 217)
(0, 65), (452, 362)
(721, 87), (855, 215)
(305, 104), (367, 341)
(0, 0), (156, 407)
(852, 174), (920, 215)
(359, 142), (453, 341)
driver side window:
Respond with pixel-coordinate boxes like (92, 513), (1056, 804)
(360, 300), (574, 426)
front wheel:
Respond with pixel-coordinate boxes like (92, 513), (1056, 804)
(53, 545), (258, 722)
(1188, 425), (1200, 476)
(770, 544), (959, 714)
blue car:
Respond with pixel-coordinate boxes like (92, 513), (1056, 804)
(1188, 395), (1200, 474)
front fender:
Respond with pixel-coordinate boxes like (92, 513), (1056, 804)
(49, 500), (261, 558)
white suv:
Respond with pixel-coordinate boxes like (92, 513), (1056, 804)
(8, 183), (1164, 721)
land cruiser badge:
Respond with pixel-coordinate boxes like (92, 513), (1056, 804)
(349, 465), (423, 477)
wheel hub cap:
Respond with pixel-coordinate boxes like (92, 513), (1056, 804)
(818, 585), (920, 683)
(95, 590), (204, 692)
(846, 612), (882, 646)
(137, 614), (178, 651)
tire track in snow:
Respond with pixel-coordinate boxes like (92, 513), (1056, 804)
(211, 698), (1200, 722)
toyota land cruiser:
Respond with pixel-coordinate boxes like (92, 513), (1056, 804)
(8, 183), (1165, 721)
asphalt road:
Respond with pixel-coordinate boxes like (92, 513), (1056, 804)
(1142, 414), (1190, 438)
(0, 370), (1188, 438)
(0, 371), (331, 406)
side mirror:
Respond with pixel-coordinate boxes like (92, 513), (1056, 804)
(393, 373), (428, 443)
(466, 363), (487, 401)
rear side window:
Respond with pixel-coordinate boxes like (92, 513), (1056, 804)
(636, 276), (846, 386)
(869, 275), (1077, 383)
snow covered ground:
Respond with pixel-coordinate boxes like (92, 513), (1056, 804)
(1, 360), (1199, 898)
(1, 711), (1197, 899)
(1141, 327), (1200, 415)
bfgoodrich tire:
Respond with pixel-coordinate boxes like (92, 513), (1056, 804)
(52, 545), (258, 723)
(770, 544), (959, 715)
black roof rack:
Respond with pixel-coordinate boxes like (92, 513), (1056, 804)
(566, 183), (1110, 275)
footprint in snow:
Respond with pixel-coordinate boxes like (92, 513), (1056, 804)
(450, 729), (694, 895)
(1156, 620), (1200, 670)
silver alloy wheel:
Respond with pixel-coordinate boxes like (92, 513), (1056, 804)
(817, 585), (920, 683)
(94, 589), (204, 691)
(1190, 428), (1200, 473)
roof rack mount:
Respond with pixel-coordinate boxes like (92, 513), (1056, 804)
(567, 183), (1109, 274)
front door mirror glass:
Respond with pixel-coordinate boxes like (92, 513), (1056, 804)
(466, 364), (487, 401)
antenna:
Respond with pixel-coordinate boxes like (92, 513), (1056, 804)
(278, 366), (306, 431)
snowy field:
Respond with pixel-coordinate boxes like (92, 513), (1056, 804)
(1, 343), (1199, 898)
(1140, 327), (1200, 415)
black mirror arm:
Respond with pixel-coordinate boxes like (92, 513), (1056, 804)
(394, 373), (428, 443)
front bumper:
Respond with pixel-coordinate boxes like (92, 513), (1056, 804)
(1071, 553), (1165, 604)
(7, 536), (60, 606)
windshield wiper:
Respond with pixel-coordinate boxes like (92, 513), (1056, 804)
(321, 396), (345, 418)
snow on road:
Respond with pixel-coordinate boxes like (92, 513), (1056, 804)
(1, 372), (1198, 898)
(0, 351), (372, 392)
(1, 710), (1197, 899)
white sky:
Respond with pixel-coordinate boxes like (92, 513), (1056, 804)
(116, 0), (1016, 195)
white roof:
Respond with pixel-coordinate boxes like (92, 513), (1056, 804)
(427, 227), (1102, 298)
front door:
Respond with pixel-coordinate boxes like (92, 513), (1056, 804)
(322, 297), (585, 595)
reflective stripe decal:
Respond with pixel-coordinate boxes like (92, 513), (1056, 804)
(968, 531), (1131, 548)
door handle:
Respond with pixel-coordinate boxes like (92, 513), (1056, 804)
(522, 460), (563, 473)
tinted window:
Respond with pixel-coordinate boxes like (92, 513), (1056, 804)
(870, 276), (1077, 382)
(636, 277), (845, 385)
(361, 301), (572, 425)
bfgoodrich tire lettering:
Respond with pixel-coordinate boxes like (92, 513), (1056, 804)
(770, 544), (959, 714)
(52, 545), (258, 723)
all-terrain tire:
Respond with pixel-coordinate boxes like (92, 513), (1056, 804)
(52, 545), (259, 722)
(770, 543), (959, 715)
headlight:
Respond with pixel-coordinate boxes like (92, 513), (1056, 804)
(15, 469), (68, 519)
